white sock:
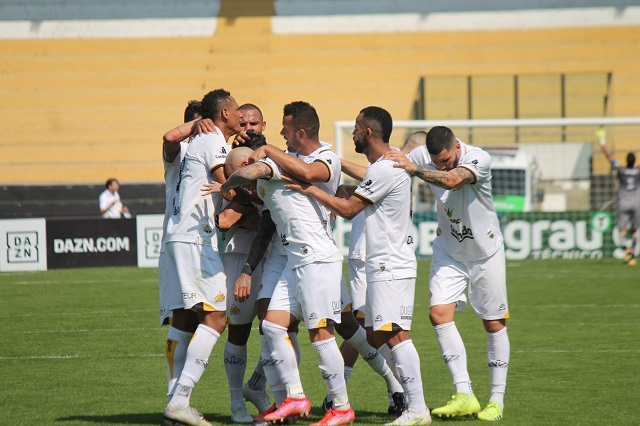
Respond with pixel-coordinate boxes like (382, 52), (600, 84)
(487, 327), (510, 410)
(347, 326), (403, 394)
(169, 324), (220, 409)
(289, 331), (301, 366)
(434, 322), (473, 395)
(224, 341), (247, 409)
(262, 320), (305, 398)
(260, 334), (286, 406)
(313, 337), (350, 410)
(392, 340), (427, 414)
(246, 360), (267, 391)
(378, 343), (401, 384)
(166, 327), (193, 397)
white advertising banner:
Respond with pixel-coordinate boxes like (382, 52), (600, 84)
(136, 214), (164, 268)
(0, 218), (47, 271)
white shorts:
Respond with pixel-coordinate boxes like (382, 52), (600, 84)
(364, 277), (415, 332)
(268, 260), (342, 329)
(223, 252), (263, 325)
(429, 245), (509, 320)
(258, 252), (287, 300)
(340, 274), (354, 312)
(159, 241), (227, 325)
(347, 257), (367, 317)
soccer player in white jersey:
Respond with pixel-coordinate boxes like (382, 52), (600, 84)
(202, 134), (356, 426)
(162, 89), (243, 426)
(159, 100), (217, 405)
(385, 126), (510, 422)
(249, 101), (405, 418)
(285, 106), (432, 426)
(218, 104), (272, 423)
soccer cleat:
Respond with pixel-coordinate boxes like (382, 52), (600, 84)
(477, 402), (503, 421)
(243, 382), (272, 413)
(322, 395), (333, 412)
(431, 392), (481, 418)
(263, 397), (311, 423)
(624, 249), (633, 263)
(384, 409), (432, 425)
(629, 258), (637, 266)
(231, 404), (254, 423)
(310, 407), (356, 425)
(163, 405), (212, 426)
(388, 392), (406, 416)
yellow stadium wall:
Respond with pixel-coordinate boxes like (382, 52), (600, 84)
(0, 7), (638, 184)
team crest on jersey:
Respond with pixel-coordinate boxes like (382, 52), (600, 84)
(258, 187), (266, 198)
(301, 245), (308, 254)
(379, 262), (386, 271)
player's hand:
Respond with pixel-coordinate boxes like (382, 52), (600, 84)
(249, 145), (268, 164)
(201, 181), (227, 196)
(282, 175), (312, 194)
(233, 272), (252, 302)
(384, 150), (418, 173)
(196, 118), (217, 135)
(595, 128), (606, 146)
(233, 131), (251, 147)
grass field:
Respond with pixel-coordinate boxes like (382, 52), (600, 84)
(1, 259), (639, 425)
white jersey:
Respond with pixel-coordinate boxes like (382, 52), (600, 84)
(296, 142), (342, 236)
(161, 141), (189, 248)
(407, 141), (503, 261)
(257, 156), (342, 269)
(348, 212), (366, 261)
(99, 189), (122, 219)
(354, 155), (416, 282)
(165, 128), (228, 246)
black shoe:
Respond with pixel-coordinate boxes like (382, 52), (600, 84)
(388, 392), (406, 416)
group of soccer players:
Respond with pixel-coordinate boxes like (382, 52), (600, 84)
(158, 88), (511, 426)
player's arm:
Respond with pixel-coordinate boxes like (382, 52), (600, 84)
(250, 145), (330, 183)
(595, 128), (615, 165)
(202, 162), (273, 196)
(233, 210), (276, 302)
(341, 159), (368, 181)
(384, 150), (475, 190)
(216, 202), (258, 232)
(285, 177), (368, 220)
(162, 118), (217, 162)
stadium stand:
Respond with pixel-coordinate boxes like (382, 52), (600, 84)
(0, 0), (638, 217)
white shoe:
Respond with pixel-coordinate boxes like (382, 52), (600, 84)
(384, 409), (432, 426)
(163, 405), (212, 426)
(231, 404), (253, 423)
(242, 382), (272, 413)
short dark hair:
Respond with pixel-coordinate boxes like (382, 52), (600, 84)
(359, 106), (393, 143)
(105, 178), (118, 189)
(426, 126), (457, 155)
(283, 101), (320, 138)
(242, 129), (267, 150)
(184, 100), (201, 123)
(200, 89), (232, 120)
(239, 103), (263, 119)
(627, 152), (636, 168)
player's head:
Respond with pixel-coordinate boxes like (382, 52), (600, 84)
(105, 178), (119, 192)
(200, 89), (242, 134)
(242, 129), (267, 150)
(402, 131), (427, 154)
(184, 100), (201, 123)
(224, 146), (254, 178)
(239, 103), (266, 134)
(626, 152), (636, 168)
(353, 106), (393, 154)
(281, 101), (320, 153)
(426, 126), (461, 171)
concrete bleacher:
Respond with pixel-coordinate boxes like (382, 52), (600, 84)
(0, 0), (638, 217)
(0, 184), (165, 219)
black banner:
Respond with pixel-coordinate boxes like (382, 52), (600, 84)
(46, 218), (137, 269)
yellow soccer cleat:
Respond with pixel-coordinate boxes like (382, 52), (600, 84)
(431, 392), (480, 418)
(478, 402), (504, 421)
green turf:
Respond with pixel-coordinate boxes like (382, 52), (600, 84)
(1, 259), (639, 425)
